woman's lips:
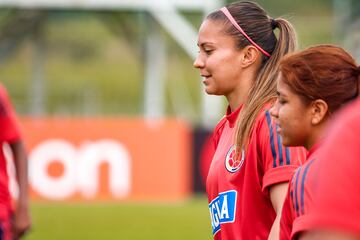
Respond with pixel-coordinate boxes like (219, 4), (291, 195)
(202, 76), (212, 85)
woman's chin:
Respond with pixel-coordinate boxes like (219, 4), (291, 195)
(280, 135), (292, 147)
(281, 137), (298, 147)
(282, 140), (291, 147)
(204, 87), (221, 96)
(204, 88), (216, 95)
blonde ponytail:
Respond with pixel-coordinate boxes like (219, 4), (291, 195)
(235, 18), (298, 154)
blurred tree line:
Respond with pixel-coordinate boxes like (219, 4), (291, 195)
(0, 0), (355, 122)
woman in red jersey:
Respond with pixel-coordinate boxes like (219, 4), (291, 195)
(301, 99), (360, 240)
(269, 45), (359, 240)
(0, 84), (31, 240)
(194, 1), (306, 239)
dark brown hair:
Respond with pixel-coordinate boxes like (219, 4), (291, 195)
(280, 44), (360, 113)
(207, 1), (298, 151)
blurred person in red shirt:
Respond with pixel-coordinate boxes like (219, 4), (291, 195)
(0, 84), (31, 240)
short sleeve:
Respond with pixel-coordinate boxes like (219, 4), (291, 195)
(258, 110), (306, 191)
(0, 84), (21, 142)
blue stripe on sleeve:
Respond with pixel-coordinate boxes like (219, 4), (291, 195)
(300, 159), (316, 215)
(265, 111), (277, 168)
(294, 167), (302, 216)
(290, 173), (297, 214)
(276, 125), (284, 166)
(285, 147), (291, 165)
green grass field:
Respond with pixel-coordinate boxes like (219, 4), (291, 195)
(24, 195), (211, 240)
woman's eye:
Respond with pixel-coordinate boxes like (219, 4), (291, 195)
(278, 98), (287, 104)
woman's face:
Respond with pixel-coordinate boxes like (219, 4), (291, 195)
(270, 75), (313, 147)
(193, 19), (244, 96)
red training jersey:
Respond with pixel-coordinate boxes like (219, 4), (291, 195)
(0, 84), (21, 220)
(280, 142), (322, 240)
(206, 105), (306, 240)
(302, 99), (360, 236)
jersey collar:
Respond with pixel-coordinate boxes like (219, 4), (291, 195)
(226, 105), (243, 128)
(306, 139), (324, 160)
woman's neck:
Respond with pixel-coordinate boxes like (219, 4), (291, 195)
(304, 123), (326, 150)
(227, 92), (247, 112)
(226, 78), (253, 112)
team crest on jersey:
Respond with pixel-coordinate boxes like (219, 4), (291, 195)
(225, 145), (245, 173)
(209, 190), (237, 235)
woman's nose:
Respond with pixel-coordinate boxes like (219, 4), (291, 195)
(269, 101), (279, 118)
(193, 55), (205, 69)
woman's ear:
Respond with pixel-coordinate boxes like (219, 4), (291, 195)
(240, 45), (260, 68)
(310, 99), (329, 125)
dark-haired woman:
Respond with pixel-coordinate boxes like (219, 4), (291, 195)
(269, 44), (360, 240)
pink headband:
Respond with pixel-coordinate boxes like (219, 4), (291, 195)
(220, 7), (271, 57)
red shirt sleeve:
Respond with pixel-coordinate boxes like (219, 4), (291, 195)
(257, 110), (307, 191)
(0, 84), (21, 143)
(304, 100), (360, 235)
